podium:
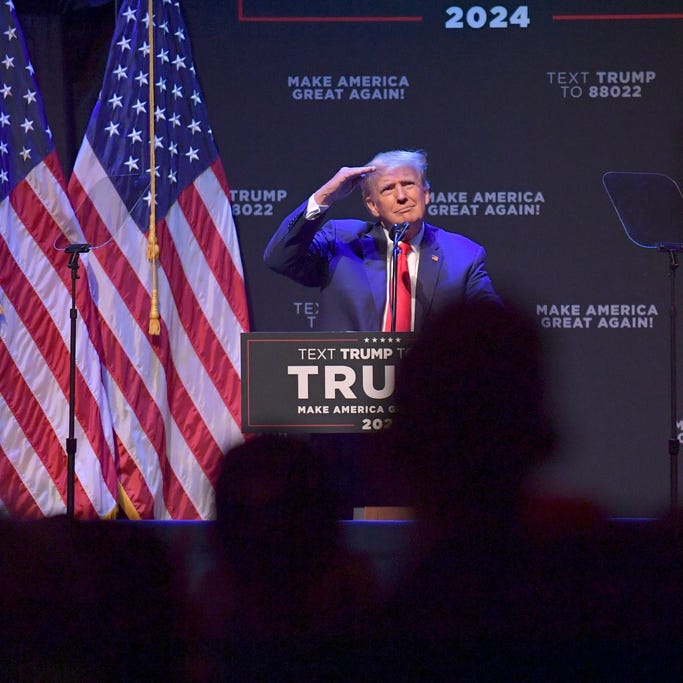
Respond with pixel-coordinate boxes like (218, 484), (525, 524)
(241, 332), (418, 520)
(241, 331), (416, 434)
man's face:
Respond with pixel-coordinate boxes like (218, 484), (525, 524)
(364, 165), (430, 239)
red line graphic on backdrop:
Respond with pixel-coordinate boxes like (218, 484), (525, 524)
(553, 13), (683, 21)
(237, 0), (422, 23)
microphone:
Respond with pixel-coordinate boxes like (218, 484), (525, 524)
(390, 222), (409, 242)
(65, 243), (91, 254)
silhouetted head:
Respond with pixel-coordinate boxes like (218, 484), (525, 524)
(214, 434), (341, 577)
(392, 299), (556, 524)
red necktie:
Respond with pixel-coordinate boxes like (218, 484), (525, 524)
(384, 241), (412, 332)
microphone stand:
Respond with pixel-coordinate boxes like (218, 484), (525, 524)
(658, 244), (682, 511)
(65, 243), (91, 519)
(388, 222), (409, 332)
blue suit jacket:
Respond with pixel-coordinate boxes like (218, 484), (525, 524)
(264, 201), (499, 331)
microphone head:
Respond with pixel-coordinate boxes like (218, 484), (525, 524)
(390, 222), (410, 240)
(65, 243), (91, 254)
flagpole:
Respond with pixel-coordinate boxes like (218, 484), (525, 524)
(147, 0), (160, 335)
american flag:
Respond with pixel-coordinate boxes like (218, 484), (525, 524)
(0, 1), (118, 518)
(68, 0), (249, 519)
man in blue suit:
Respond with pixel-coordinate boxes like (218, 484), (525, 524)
(264, 149), (499, 332)
(263, 149), (500, 516)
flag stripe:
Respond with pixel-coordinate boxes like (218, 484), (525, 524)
(0, 334), (68, 515)
(68, 172), (178, 514)
(185, 159), (249, 330)
(72, 172), (220, 518)
(0, 4), (117, 519)
(113, 431), (154, 518)
(26, 157), (118, 476)
(158, 209), (242, 429)
(0, 446), (42, 519)
(69, 152), (215, 516)
(67, 0), (249, 519)
(0, 203), (113, 518)
(0, 256), (108, 519)
(178, 167), (247, 369)
(75, 182), (219, 518)
(69, 157), (247, 517)
(10, 168), (118, 498)
(70, 158), (213, 518)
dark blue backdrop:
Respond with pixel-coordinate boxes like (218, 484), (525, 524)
(19, 0), (683, 516)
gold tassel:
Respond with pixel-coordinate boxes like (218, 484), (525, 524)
(146, 239), (159, 261)
(148, 289), (160, 335)
(117, 482), (142, 520)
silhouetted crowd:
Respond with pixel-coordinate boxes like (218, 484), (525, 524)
(1, 300), (682, 681)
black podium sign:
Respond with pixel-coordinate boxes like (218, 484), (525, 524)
(241, 332), (416, 433)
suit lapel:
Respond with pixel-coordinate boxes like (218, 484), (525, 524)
(415, 225), (443, 329)
(361, 223), (388, 325)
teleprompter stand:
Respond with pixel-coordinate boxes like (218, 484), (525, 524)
(603, 171), (683, 511)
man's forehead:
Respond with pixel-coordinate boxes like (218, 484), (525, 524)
(371, 165), (421, 185)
